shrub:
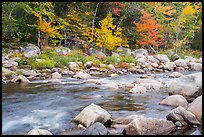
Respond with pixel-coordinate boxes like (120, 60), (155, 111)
(30, 59), (56, 69)
(102, 56), (120, 65)
(119, 55), (136, 63)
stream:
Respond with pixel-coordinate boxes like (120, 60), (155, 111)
(2, 71), (202, 135)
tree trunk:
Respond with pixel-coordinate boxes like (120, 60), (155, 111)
(91, 2), (100, 41)
(38, 30), (41, 50)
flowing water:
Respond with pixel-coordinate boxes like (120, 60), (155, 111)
(2, 71), (201, 135)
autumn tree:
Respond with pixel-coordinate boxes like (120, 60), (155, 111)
(134, 9), (161, 51)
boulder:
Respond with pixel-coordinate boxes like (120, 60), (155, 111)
(169, 54), (180, 62)
(169, 72), (184, 78)
(136, 58), (146, 66)
(75, 72), (91, 79)
(189, 62), (202, 71)
(129, 85), (146, 94)
(68, 62), (79, 71)
(84, 61), (93, 69)
(23, 44), (41, 58)
(84, 79), (101, 85)
(113, 115), (144, 125)
(164, 62), (176, 71)
(73, 103), (112, 127)
(11, 75), (30, 83)
(27, 128), (53, 135)
(166, 106), (201, 127)
(111, 52), (120, 58)
(147, 56), (159, 63)
(151, 62), (159, 68)
(23, 70), (36, 77)
(2, 67), (14, 76)
(51, 72), (63, 79)
(119, 83), (134, 91)
(168, 72), (202, 102)
(153, 54), (170, 64)
(88, 48), (106, 58)
(107, 83), (119, 90)
(132, 49), (148, 59)
(2, 60), (18, 68)
(123, 117), (175, 135)
(186, 95), (202, 123)
(51, 68), (62, 73)
(99, 64), (106, 68)
(174, 59), (187, 68)
(78, 122), (109, 135)
(116, 46), (131, 56)
(159, 95), (188, 107)
(55, 46), (71, 55)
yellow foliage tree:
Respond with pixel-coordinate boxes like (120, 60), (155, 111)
(94, 12), (128, 51)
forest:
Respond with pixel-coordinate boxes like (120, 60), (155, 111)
(2, 2), (202, 54)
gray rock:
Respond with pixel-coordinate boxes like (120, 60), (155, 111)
(159, 95), (188, 107)
(147, 55), (159, 63)
(113, 115), (144, 125)
(68, 62), (79, 71)
(169, 72), (202, 102)
(27, 128), (53, 135)
(51, 72), (63, 79)
(189, 62), (202, 71)
(166, 106), (201, 127)
(111, 52), (120, 58)
(164, 62), (176, 71)
(75, 71), (91, 79)
(107, 83), (119, 90)
(61, 69), (74, 75)
(129, 85), (146, 94)
(132, 49), (148, 58)
(84, 61), (93, 69)
(55, 46), (71, 55)
(174, 59), (187, 68)
(88, 48), (106, 58)
(73, 103), (112, 127)
(116, 46), (131, 56)
(11, 75), (30, 83)
(23, 44), (41, 58)
(133, 79), (163, 90)
(169, 72), (184, 78)
(186, 95), (202, 123)
(123, 117), (175, 135)
(107, 64), (115, 70)
(136, 57), (146, 66)
(154, 54), (170, 64)
(78, 122), (109, 135)
(23, 70), (36, 77)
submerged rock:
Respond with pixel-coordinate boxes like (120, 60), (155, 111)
(169, 72), (184, 78)
(129, 85), (146, 94)
(73, 103), (112, 128)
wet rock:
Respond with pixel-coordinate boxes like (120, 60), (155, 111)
(164, 62), (176, 71)
(84, 61), (93, 69)
(175, 66), (185, 71)
(84, 79), (101, 85)
(166, 106), (201, 127)
(169, 72), (202, 102)
(51, 72), (63, 79)
(88, 48), (106, 58)
(169, 72), (184, 78)
(159, 95), (188, 107)
(109, 74), (119, 77)
(11, 75), (30, 83)
(75, 72), (91, 79)
(133, 79), (163, 90)
(153, 54), (170, 64)
(68, 62), (79, 71)
(73, 103), (112, 127)
(107, 64), (115, 70)
(78, 122), (109, 135)
(123, 117), (175, 135)
(113, 115), (144, 125)
(174, 59), (187, 68)
(107, 83), (119, 90)
(129, 85), (146, 94)
(27, 128), (53, 135)
(119, 83), (134, 91)
(186, 95), (202, 123)
(23, 44), (41, 58)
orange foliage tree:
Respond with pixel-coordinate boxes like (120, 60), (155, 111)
(134, 9), (161, 50)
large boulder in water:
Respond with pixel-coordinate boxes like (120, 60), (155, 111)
(73, 103), (112, 127)
(166, 106), (201, 127)
(159, 95), (188, 107)
(11, 75), (30, 83)
(168, 72), (202, 102)
(78, 122), (109, 135)
(122, 117), (175, 135)
(27, 128), (53, 135)
(186, 95), (202, 123)
(23, 43), (41, 58)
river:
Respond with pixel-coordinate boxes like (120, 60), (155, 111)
(2, 71), (201, 135)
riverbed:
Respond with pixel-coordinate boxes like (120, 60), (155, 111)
(2, 71), (201, 135)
